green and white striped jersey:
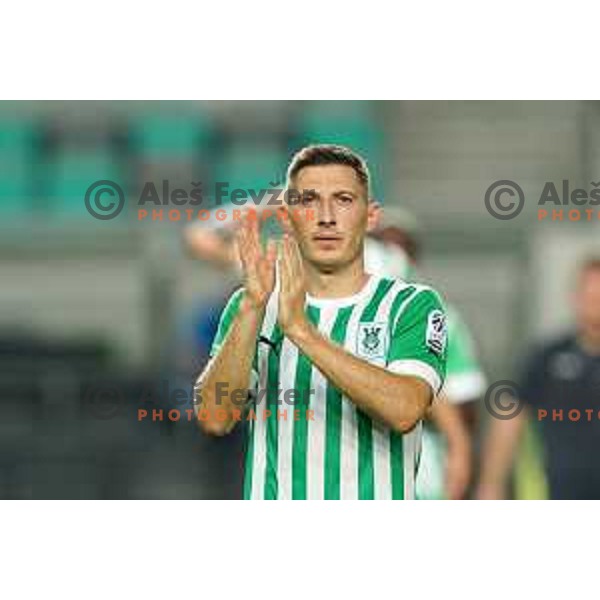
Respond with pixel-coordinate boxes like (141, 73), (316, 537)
(364, 238), (486, 499)
(210, 275), (448, 500)
(365, 238), (486, 403)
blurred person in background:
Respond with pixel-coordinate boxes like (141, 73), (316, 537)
(186, 192), (485, 499)
(365, 211), (486, 500)
(477, 257), (600, 500)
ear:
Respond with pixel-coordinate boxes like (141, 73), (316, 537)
(366, 199), (382, 233)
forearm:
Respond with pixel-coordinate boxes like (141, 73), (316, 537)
(195, 298), (263, 434)
(477, 410), (526, 495)
(431, 399), (471, 499)
(288, 323), (432, 433)
(431, 399), (470, 456)
(185, 228), (238, 267)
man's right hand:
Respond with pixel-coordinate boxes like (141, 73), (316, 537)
(235, 211), (277, 312)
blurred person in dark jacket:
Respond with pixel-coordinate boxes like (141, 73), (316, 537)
(477, 257), (600, 499)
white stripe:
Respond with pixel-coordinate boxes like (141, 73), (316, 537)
(306, 304), (338, 500)
(339, 297), (366, 500)
(387, 359), (442, 395)
(250, 291), (278, 500)
(370, 281), (404, 499)
(403, 421), (422, 500)
(442, 371), (487, 404)
(372, 426), (392, 500)
(276, 337), (299, 500)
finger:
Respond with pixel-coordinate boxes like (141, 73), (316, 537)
(246, 210), (262, 258)
(265, 239), (277, 265)
(236, 214), (247, 253)
(289, 236), (303, 272)
(236, 231), (253, 274)
(284, 235), (297, 285)
(237, 218), (258, 274)
(245, 212), (263, 258)
(276, 205), (289, 230)
(283, 234), (302, 284)
(279, 235), (291, 290)
(234, 229), (243, 266)
(259, 239), (277, 284)
(280, 211), (294, 236)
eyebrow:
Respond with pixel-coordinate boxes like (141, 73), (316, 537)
(298, 188), (359, 199)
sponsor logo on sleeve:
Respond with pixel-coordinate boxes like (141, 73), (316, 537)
(426, 310), (447, 355)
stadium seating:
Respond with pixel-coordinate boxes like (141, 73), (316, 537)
(45, 148), (124, 219)
(292, 101), (385, 198)
(130, 111), (214, 161)
(0, 118), (36, 218)
(215, 141), (287, 194)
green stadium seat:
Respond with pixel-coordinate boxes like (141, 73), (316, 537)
(293, 101), (386, 199)
(0, 156), (31, 218)
(131, 112), (213, 161)
(295, 101), (380, 153)
(0, 118), (35, 155)
(45, 149), (124, 220)
(215, 142), (287, 200)
(0, 119), (36, 219)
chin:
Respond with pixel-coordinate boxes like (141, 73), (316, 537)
(313, 257), (348, 273)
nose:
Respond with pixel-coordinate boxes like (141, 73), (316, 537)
(317, 198), (336, 228)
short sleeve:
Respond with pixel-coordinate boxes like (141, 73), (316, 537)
(208, 287), (259, 392)
(442, 307), (487, 403)
(386, 288), (448, 395)
(209, 287), (244, 357)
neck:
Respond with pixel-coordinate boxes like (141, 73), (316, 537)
(303, 256), (370, 299)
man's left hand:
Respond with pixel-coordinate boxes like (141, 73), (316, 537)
(278, 233), (309, 339)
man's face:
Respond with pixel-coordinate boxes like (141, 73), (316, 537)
(575, 268), (600, 345)
(287, 164), (377, 272)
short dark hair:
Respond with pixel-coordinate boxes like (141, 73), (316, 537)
(286, 144), (370, 192)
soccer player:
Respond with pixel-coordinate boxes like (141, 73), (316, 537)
(194, 144), (448, 499)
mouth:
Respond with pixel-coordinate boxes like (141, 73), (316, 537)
(312, 234), (343, 242)
(312, 234), (342, 250)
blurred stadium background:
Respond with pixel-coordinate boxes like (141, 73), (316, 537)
(1, 100), (599, 499)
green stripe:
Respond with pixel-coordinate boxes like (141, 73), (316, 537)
(243, 420), (254, 499)
(356, 278), (396, 500)
(390, 431), (404, 499)
(388, 286), (417, 332)
(324, 306), (355, 500)
(263, 326), (282, 500)
(357, 413), (374, 499)
(360, 278), (395, 321)
(386, 285), (415, 499)
(291, 305), (320, 500)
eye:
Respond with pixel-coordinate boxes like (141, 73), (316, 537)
(301, 194), (316, 206)
(336, 195), (354, 206)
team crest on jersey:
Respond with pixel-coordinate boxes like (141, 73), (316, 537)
(426, 310), (447, 355)
(357, 322), (388, 360)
